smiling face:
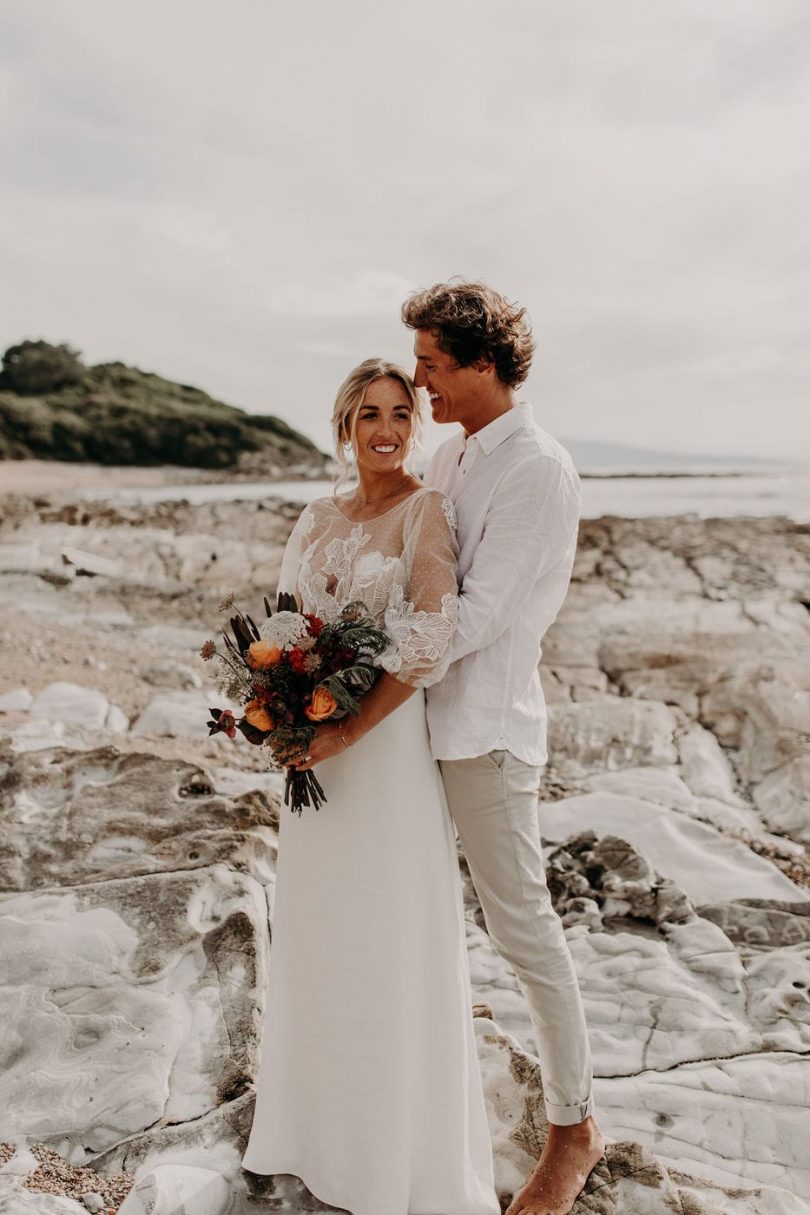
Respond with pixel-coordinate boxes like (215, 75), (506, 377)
(412, 329), (489, 428)
(348, 375), (416, 478)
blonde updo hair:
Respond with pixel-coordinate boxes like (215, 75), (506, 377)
(331, 358), (423, 489)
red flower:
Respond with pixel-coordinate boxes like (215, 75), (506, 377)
(305, 613), (325, 637)
(288, 646), (308, 674)
(328, 646), (355, 672)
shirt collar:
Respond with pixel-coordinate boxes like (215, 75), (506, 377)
(467, 401), (534, 456)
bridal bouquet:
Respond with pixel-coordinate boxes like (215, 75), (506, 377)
(201, 592), (390, 814)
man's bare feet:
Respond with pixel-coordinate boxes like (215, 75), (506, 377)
(505, 1116), (605, 1215)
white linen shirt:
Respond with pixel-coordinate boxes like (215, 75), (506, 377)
(424, 401), (581, 765)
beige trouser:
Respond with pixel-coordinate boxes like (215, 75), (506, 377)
(439, 750), (594, 1125)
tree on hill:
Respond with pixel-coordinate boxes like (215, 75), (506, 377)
(2, 340), (87, 395)
(0, 338), (325, 470)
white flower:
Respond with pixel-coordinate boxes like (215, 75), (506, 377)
(259, 610), (308, 650)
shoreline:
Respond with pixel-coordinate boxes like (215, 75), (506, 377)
(2, 458), (805, 499)
(4, 460), (809, 523)
(0, 458), (330, 497)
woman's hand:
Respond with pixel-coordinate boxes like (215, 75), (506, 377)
(287, 673), (417, 772)
(294, 673), (417, 771)
(293, 722), (353, 772)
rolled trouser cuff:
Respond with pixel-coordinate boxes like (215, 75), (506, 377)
(545, 1094), (595, 1126)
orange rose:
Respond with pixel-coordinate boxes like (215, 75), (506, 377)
(304, 686), (338, 722)
(247, 641), (283, 670)
(244, 698), (275, 732)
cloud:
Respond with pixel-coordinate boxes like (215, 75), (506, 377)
(1, 0), (808, 459)
(265, 272), (417, 320)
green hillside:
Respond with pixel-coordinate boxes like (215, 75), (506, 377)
(0, 340), (325, 471)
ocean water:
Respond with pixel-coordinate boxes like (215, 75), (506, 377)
(579, 471), (810, 521)
(91, 471), (810, 521)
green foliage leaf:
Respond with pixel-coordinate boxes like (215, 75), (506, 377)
(2, 340), (85, 395)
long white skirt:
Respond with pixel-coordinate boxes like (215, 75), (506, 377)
(241, 692), (499, 1215)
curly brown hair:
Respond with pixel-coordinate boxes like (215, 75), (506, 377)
(401, 279), (535, 388)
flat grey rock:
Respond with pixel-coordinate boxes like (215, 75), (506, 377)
(131, 692), (223, 739)
(61, 547), (122, 579)
(0, 688), (33, 712)
(0, 865), (270, 1155)
(0, 745), (279, 891)
(547, 699), (681, 778)
(539, 793), (805, 904)
(753, 755), (810, 842)
(2, 500), (809, 1212)
(28, 684), (110, 731)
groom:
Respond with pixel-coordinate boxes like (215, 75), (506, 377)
(403, 280), (604, 1215)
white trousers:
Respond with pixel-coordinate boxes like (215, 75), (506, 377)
(439, 750), (594, 1126)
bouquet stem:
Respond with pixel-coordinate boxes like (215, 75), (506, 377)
(284, 767), (327, 815)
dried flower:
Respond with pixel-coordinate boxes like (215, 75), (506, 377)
(218, 671), (250, 701)
(207, 708), (237, 738)
(259, 609), (308, 650)
(288, 646), (308, 674)
(217, 592), (236, 613)
(200, 639), (217, 661)
(202, 593), (390, 816)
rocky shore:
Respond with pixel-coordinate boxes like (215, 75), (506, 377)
(1, 483), (808, 1214)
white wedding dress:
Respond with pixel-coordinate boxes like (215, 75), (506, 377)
(242, 487), (499, 1215)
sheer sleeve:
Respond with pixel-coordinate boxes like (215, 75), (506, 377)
(277, 504), (316, 599)
(378, 490), (459, 688)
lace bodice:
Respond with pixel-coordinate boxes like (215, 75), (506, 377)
(278, 487), (459, 688)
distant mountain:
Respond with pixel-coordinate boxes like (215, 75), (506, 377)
(0, 341), (327, 473)
(562, 438), (794, 475)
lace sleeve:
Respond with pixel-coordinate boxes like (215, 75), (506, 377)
(277, 504), (315, 599)
(379, 490), (459, 688)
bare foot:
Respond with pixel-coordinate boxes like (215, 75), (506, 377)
(505, 1117), (605, 1215)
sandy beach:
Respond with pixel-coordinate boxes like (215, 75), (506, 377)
(0, 459), (283, 497)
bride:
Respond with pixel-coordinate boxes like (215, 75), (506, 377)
(241, 359), (499, 1215)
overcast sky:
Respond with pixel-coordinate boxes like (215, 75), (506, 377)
(2, 0), (808, 460)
